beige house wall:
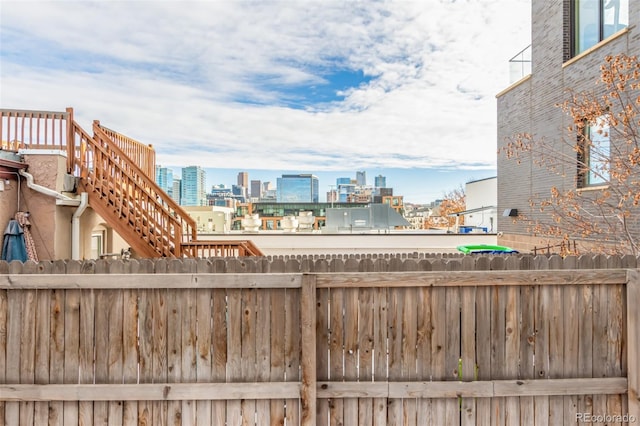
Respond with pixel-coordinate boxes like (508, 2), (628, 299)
(0, 151), (131, 261)
(0, 177), (20, 237)
(80, 210), (129, 259)
(14, 152), (74, 260)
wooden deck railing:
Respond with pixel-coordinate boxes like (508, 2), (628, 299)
(181, 239), (264, 257)
(0, 108), (71, 166)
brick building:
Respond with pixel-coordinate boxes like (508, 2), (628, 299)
(497, 0), (636, 253)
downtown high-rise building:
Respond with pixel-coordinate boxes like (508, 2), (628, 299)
(356, 171), (366, 186)
(155, 165), (174, 195)
(171, 178), (182, 205)
(277, 174), (319, 203)
(251, 180), (262, 199)
(181, 166), (207, 206)
(375, 174), (386, 188)
(237, 172), (249, 188)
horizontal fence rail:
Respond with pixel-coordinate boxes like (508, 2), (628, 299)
(1, 253), (637, 275)
(0, 262), (638, 425)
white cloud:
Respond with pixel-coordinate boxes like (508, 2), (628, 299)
(0, 0), (531, 173)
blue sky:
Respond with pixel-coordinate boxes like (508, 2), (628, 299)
(0, 1), (531, 203)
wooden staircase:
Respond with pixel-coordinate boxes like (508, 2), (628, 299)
(1, 107), (263, 258)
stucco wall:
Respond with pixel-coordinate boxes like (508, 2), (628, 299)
(0, 179), (20, 239)
(18, 153), (74, 260)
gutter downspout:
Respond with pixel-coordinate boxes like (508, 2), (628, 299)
(72, 192), (89, 260)
(19, 170), (80, 205)
(19, 170), (88, 259)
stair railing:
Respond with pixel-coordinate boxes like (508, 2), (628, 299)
(93, 122), (198, 253)
(96, 123), (156, 180)
(68, 119), (197, 256)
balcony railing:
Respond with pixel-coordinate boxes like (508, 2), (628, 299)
(509, 44), (532, 84)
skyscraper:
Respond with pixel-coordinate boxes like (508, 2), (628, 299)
(251, 180), (262, 199)
(155, 165), (174, 196)
(375, 174), (386, 188)
(277, 174), (319, 203)
(237, 171), (249, 188)
(181, 166), (207, 206)
(356, 171), (367, 186)
(171, 178), (182, 205)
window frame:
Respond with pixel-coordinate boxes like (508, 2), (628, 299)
(577, 115), (611, 188)
(571, 0), (628, 58)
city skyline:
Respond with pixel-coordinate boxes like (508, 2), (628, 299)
(1, 1), (530, 197)
(160, 165), (493, 204)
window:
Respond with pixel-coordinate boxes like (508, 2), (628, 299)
(91, 232), (104, 259)
(578, 115), (610, 187)
(572, 0), (628, 56)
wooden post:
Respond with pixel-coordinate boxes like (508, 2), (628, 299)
(65, 107), (74, 173)
(300, 273), (317, 426)
(627, 269), (640, 420)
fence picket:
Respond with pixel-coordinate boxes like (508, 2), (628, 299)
(195, 288), (213, 426)
(329, 285), (345, 425)
(357, 287), (374, 426)
(504, 284), (520, 425)
(255, 284), (271, 426)
(475, 284), (491, 426)
(33, 288), (51, 426)
(533, 283), (551, 426)
(403, 286), (419, 426)
(226, 287), (242, 425)
(18, 289), (35, 426)
(0, 287), (5, 425)
(343, 285), (359, 426)
(49, 288), (65, 426)
(445, 284), (461, 426)
(123, 289), (138, 426)
(152, 288), (168, 425)
(430, 285), (446, 424)
(316, 283), (330, 426)
(270, 286), (286, 425)
(607, 283), (625, 424)
(373, 286), (388, 426)
(241, 287), (257, 425)
(211, 288), (228, 424)
(548, 285), (564, 424)
(107, 289), (124, 425)
(79, 288), (95, 426)
(387, 282), (404, 425)
(138, 288), (153, 426)
(490, 284), (506, 425)
(181, 287), (197, 426)
(285, 286), (301, 425)
(460, 285), (476, 426)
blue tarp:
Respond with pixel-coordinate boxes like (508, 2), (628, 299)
(1, 219), (28, 262)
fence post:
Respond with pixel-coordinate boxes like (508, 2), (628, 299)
(300, 273), (317, 426)
(628, 269), (640, 420)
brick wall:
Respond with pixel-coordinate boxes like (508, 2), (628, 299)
(497, 0), (640, 249)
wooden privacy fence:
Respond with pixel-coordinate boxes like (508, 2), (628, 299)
(0, 263), (639, 425)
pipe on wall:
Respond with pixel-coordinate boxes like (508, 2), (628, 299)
(72, 192), (89, 260)
(19, 170), (79, 204)
(18, 170), (90, 259)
